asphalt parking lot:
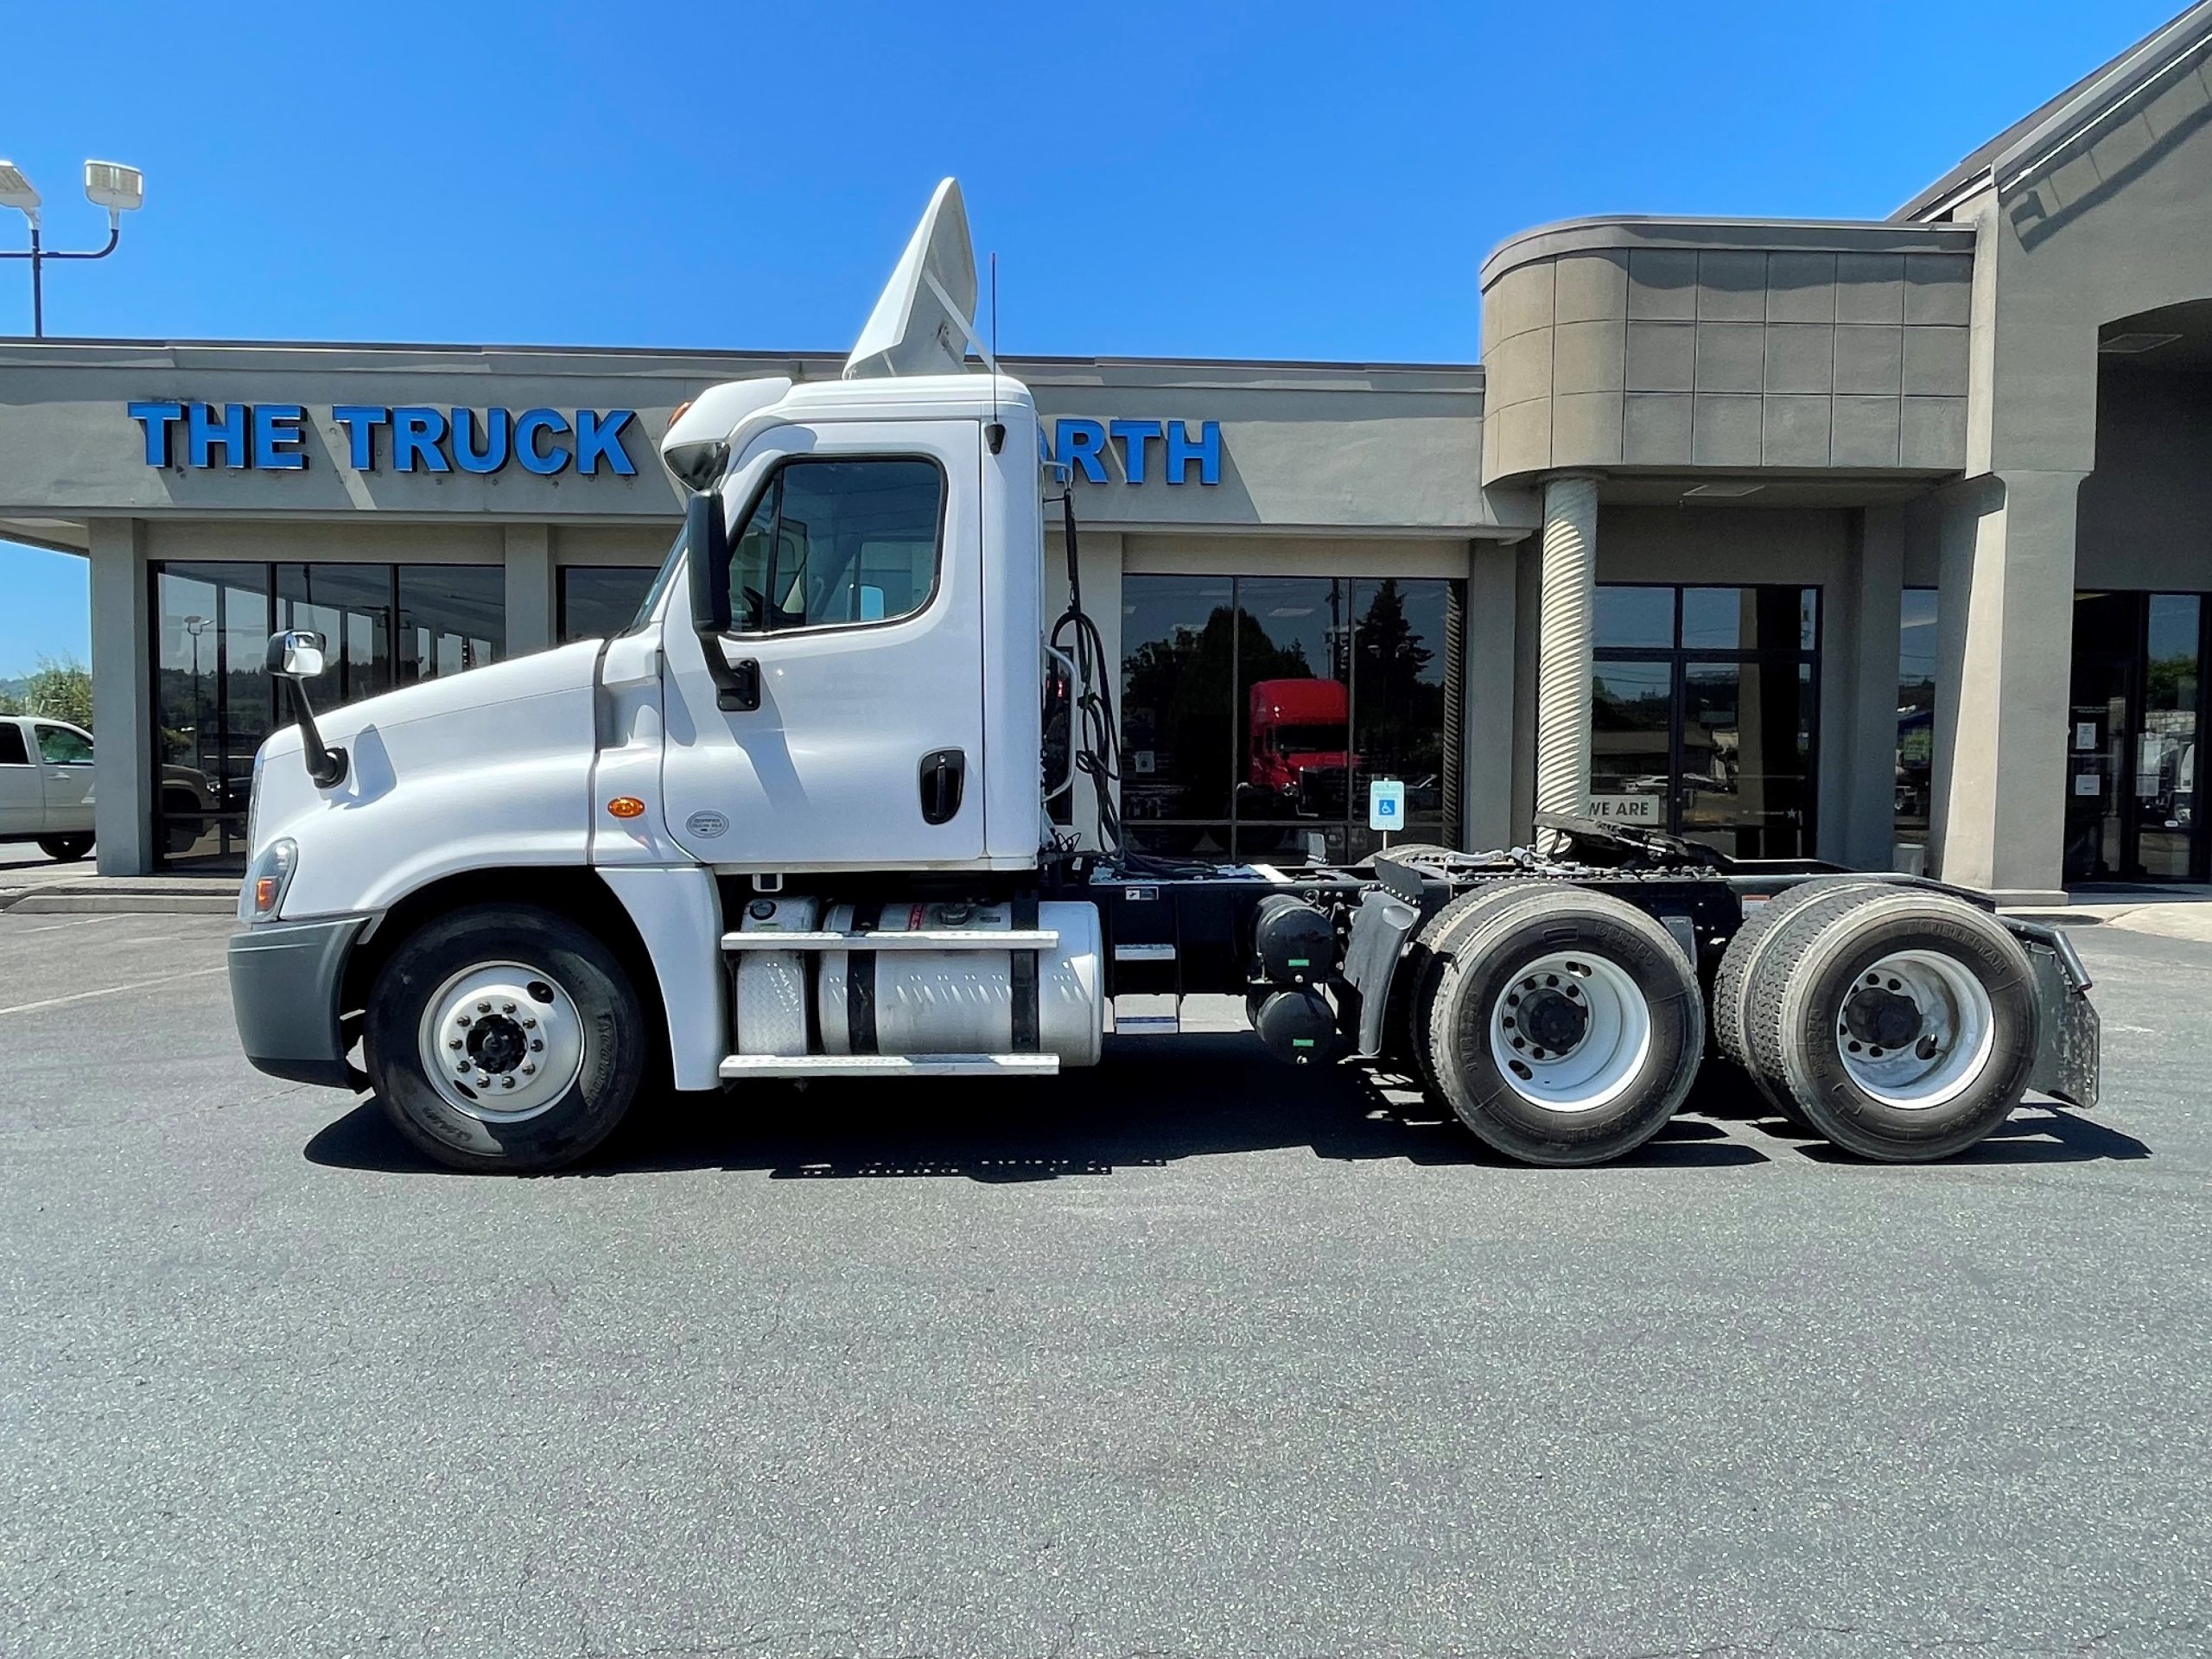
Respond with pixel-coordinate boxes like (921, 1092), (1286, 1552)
(3, 908), (2209, 1658)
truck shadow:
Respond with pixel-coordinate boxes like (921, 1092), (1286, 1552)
(305, 1032), (1775, 1180)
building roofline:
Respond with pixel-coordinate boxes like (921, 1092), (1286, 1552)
(1894, 0), (2212, 220)
(0, 334), (1480, 382)
(1479, 214), (1975, 289)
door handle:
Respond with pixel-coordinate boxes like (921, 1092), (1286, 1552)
(918, 747), (965, 825)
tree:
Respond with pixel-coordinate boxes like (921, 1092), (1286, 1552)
(19, 657), (93, 730)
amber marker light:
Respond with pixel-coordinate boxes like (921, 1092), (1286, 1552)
(607, 798), (646, 819)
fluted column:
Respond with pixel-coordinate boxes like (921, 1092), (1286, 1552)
(1535, 474), (1599, 830)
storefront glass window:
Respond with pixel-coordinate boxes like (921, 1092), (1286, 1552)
(559, 567), (659, 644)
(1121, 574), (1465, 862)
(1895, 588), (1939, 865)
(1591, 583), (1821, 858)
(153, 561), (504, 870)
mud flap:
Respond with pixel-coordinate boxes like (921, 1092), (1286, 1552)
(2025, 941), (2100, 1109)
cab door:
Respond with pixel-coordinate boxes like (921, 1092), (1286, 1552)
(33, 721), (96, 832)
(659, 417), (987, 871)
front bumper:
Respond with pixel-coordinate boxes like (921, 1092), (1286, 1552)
(228, 915), (372, 1090)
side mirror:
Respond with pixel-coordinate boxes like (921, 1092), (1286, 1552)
(265, 629), (327, 681)
(685, 489), (732, 636)
(686, 488), (759, 713)
(263, 629), (346, 790)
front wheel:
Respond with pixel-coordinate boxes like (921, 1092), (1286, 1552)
(365, 904), (650, 1173)
(37, 834), (92, 862)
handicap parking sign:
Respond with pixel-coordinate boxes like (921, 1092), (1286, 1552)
(1367, 778), (1405, 832)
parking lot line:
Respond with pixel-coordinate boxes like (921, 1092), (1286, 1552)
(0, 966), (227, 1017)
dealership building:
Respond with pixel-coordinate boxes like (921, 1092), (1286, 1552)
(3, 4), (2210, 903)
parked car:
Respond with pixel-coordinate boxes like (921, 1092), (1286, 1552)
(0, 715), (96, 861)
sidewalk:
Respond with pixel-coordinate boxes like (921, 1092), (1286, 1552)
(0, 856), (236, 916)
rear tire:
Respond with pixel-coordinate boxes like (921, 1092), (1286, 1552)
(1713, 879), (1888, 1122)
(365, 903), (649, 1173)
(1423, 885), (1704, 1166)
(1394, 880), (1547, 1099)
(1740, 888), (2039, 1162)
(37, 834), (92, 862)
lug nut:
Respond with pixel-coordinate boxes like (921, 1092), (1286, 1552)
(456, 1014), (472, 1027)
(448, 1037), (462, 1050)
(521, 1063), (536, 1075)
(530, 1038), (543, 1052)
(521, 1016), (537, 1030)
(500, 1076), (517, 1090)
(476, 1071), (491, 1085)
(456, 1059), (470, 1072)
(477, 1001), (493, 1014)
(502, 1001), (516, 1014)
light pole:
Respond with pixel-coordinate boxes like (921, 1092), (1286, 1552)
(183, 613), (213, 777)
(0, 160), (145, 338)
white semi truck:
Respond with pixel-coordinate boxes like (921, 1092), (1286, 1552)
(227, 181), (2100, 1173)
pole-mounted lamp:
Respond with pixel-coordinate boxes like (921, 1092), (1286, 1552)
(0, 159), (145, 338)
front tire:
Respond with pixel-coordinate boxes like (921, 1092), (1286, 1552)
(37, 834), (92, 862)
(1423, 885), (1704, 1166)
(365, 904), (649, 1173)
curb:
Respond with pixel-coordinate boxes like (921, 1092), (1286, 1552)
(4, 890), (237, 916)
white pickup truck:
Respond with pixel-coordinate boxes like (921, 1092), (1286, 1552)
(0, 713), (95, 862)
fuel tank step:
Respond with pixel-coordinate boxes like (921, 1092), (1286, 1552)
(718, 1053), (1062, 1079)
(719, 929), (1060, 952)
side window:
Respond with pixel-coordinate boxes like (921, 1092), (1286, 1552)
(729, 457), (943, 633)
(0, 723), (27, 766)
(35, 725), (93, 766)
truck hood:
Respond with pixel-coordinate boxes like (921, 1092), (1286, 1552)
(252, 639), (609, 917)
(264, 639), (606, 759)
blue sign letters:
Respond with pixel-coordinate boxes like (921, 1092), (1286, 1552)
(1050, 417), (1219, 486)
(128, 400), (636, 478)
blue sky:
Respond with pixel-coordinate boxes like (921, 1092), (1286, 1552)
(0, 0), (2179, 677)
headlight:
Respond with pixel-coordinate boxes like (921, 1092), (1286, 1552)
(239, 837), (297, 922)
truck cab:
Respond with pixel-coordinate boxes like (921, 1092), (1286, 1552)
(228, 179), (2100, 1175)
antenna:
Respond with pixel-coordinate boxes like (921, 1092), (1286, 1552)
(985, 251), (1005, 454)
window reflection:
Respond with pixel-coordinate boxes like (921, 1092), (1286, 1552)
(1121, 574), (1465, 862)
(1896, 588), (1939, 864)
(153, 561), (504, 870)
(1590, 582), (1821, 858)
(559, 567), (659, 644)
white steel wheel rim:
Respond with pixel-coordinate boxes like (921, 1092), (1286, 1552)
(1488, 950), (1653, 1114)
(416, 961), (586, 1123)
(1834, 949), (1994, 1109)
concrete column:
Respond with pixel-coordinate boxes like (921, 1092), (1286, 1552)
(1535, 474), (1599, 823)
(89, 518), (155, 876)
(1837, 505), (1905, 870)
(1464, 538), (1521, 850)
(1929, 470), (2084, 903)
(503, 524), (556, 657)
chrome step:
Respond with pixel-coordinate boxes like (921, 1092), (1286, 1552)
(720, 928), (1058, 952)
(719, 1052), (1061, 1079)
(1111, 1015), (1180, 1036)
(1112, 942), (1177, 962)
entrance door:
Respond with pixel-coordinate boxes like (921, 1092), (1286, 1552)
(2066, 592), (2207, 884)
(660, 418), (988, 871)
(2065, 654), (2130, 882)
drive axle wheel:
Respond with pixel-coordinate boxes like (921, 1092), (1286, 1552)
(1739, 888), (2038, 1162)
(1423, 885), (1704, 1166)
(365, 903), (647, 1173)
